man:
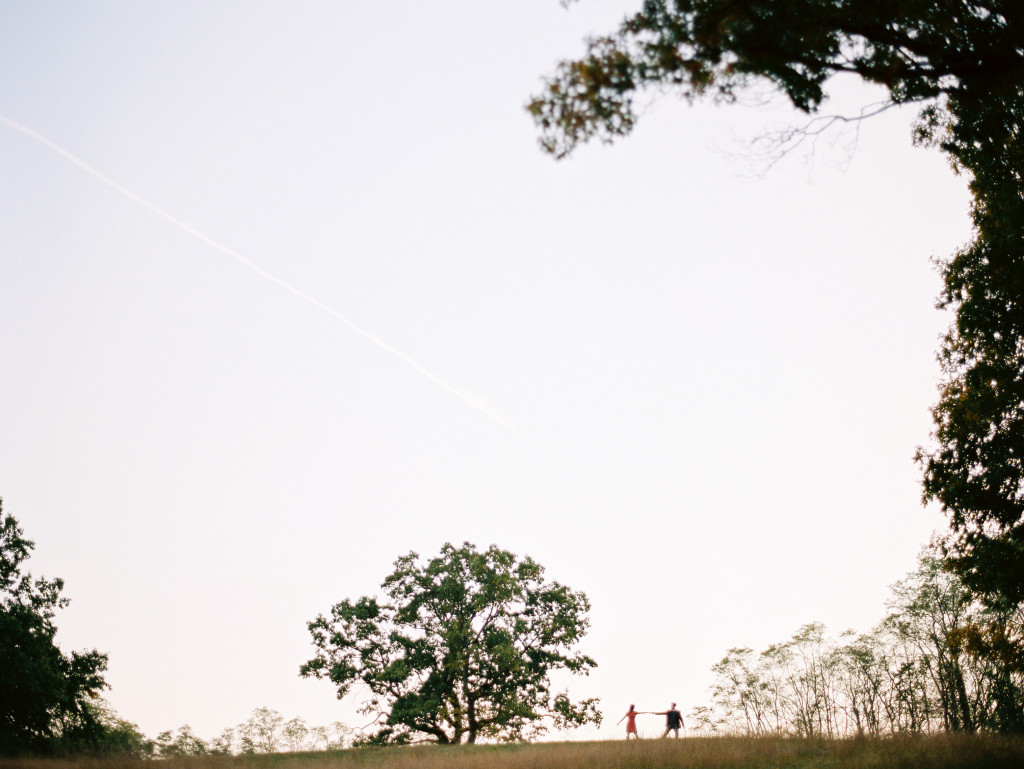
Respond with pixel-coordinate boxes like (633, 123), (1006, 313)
(656, 703), (684, 738)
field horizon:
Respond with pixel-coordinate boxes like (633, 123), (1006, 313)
(3, 733), (1024, 769)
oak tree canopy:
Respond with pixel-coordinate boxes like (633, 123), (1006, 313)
(301, 542), (600, 744)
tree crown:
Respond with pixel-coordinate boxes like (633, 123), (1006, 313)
(301, 542), (600, 744)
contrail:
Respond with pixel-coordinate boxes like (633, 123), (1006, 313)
(1, 115), (520, 436)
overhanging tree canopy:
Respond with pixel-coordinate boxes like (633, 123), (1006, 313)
(300, 542), (600, 744)
(529, 0), (1024, 159)
(530, 0), (1024, 623)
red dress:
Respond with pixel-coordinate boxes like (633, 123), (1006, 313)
(625, 711), (638, 734)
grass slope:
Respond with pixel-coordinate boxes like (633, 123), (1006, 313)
(3, 735), (1024, 769)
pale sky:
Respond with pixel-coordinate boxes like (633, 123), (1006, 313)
(1, 0), (972, 742)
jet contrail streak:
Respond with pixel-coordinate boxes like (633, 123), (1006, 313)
(1, 115), (520, 436)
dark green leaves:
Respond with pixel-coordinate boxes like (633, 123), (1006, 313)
(530, 0), (1024, 158)
(301, 542), (599, 743)
(535, 0), (1024, 702)
(0, 499), (110, 756)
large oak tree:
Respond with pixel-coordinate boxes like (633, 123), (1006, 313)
(301, 542), (600, 744)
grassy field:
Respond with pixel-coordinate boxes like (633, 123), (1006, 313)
(3, 734), (1024, 769)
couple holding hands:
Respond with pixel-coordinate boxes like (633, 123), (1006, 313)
(618, 703), (684, 739)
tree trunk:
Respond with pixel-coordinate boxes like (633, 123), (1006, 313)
(466, 696), (477, 744)
(951, 661), (974, 733)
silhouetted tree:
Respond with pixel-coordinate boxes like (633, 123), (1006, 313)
(153, 725), (207, 757)
(301, 542), (601, 744)
(704, 548), (1024, 735)
(531, 2), (1024, 673)
(0, 499), (109, 755)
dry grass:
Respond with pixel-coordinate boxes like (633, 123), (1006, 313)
(3, 734), (1024, 769)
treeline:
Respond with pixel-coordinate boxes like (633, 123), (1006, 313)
(1, 501), (357, 759)
(8, 494), (1024, 758)
(35, 703), (357, 758)
(144, 706), (354, 757)
(694, 549), (1024, 736)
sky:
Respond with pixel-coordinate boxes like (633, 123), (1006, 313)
(1, 0), (974, 743)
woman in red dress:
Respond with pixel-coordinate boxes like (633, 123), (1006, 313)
(617, 704), (646, 739)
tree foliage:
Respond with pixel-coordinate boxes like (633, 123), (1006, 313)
(301, 542), (600, 744)
(148, 708), (351, 756)
(237, 706), (284, 754)
(0, 499), (110, 756)
(530, 1), (1023, 159)
(918, 86), (1024, 620)
(79, 700), (152, 757)
(531, 1), (1024, 653)
(153, 725), (208, 757)
(702, 549), (1024, 735)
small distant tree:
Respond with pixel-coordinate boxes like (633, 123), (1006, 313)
(282, 716), (309, 752)
(209, 727), (235, 755)
(307, 725), (329, 751)
(237, 707), (283, 754)
(301, 542), (601, 744)
(329, 720), (352, 749)
(153, 725), (207, 757)
(833, 631), (888, 737)
(686, 704), (722, 734)
(709, 648), (770, 734)
(73, 699), (152, 757)
(887, 550), (980, 732)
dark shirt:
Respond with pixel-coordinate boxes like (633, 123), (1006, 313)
(666, 709), (683, 729)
